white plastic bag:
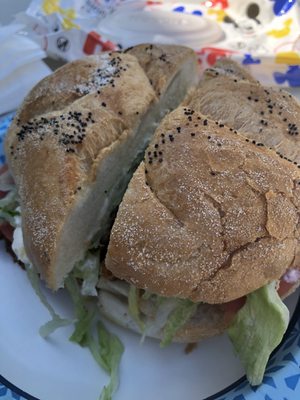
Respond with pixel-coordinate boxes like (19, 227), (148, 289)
(0, 24), (51, 114)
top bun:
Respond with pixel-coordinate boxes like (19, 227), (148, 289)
(126, 43), (198, 97)
(106, 106), (300, 304)
(186, 59), (300, 164)
(5, 45), (198, 289)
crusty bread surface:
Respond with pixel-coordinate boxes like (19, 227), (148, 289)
(203, 58), (258, 83)
(6, 52), (155, 289)
(126, 44), (198, 97)
(186, 59), (300, 164)
(5, 45), (198, 290)
(106, 106), (300, 304)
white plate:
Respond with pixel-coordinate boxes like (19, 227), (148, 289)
(0, 240), (250, 400)
(1, 2), (300, 395)
(0, 236), (299, 400)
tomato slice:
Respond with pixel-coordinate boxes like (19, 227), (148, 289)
(0, 222), (14, 242)
(277, 280), (297, 298)
(221, 274), (299, 322)
(218, 297), (246, 325)
(221, 296), (246, 315)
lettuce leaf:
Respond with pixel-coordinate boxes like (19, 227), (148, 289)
(89, 322), (124, 400)
(128, 285), (145, 332)
(98, 278), (130, 298)
(65, 275), (93, 346)
(72, 252), (100, 297)
(141, 297), (179, 343)
(160, 299), (198, 347)
(65, 275), (124, 400)
(0, 190), (20, 226)
(39, 318), (72, 338)
(98, 289), (142, 333)
(25, 265), (72, 338)
(10, 206), (122, 400)
(142, 290), (152, 301)
(98, 281), (199, 344)
(227, 281), (289, 386)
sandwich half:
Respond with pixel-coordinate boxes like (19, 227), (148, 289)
(4, 45), (198, 290)
(105, 105), (300, 329)
(104, 63), (300, 384)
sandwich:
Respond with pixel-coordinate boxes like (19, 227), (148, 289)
(104, 60), (300, 385)
(1, 49), (299, 395)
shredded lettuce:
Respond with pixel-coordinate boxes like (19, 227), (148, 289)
(98, 290), (142, 333)
(98, 278), (130, 298)
(65, 275), (124, 400)
(72, 252), (100, 297)
(89, 322), (124, 400)
(154, 294), (166, 309)
(3, 183), (122, 399)
(39, 318), (72, 338)
(65, 275), (92, 345)
(142, 297), (179, 340)
(69, 308), (95, 345)
(99, 280), (199, 344)
(12, 212), (73, 339)
(25, 265), (72, 338)
(227, 281), (289, 386)
(128, 285), (145, 332)
(160, 299), (198, 347)
(141, 290), (152, 301)
(0, 190), (20, 226)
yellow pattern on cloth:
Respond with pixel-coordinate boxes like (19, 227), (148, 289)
(42, 0), (80, 29)
(267, 18), (293, 38)
(275, 51), (300, 65)
(207, 9), (227, 22)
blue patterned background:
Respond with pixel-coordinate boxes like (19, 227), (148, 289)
(0, 113), (14, 165)
(0, 384), (24, 400)
(0, 114), (300, 399)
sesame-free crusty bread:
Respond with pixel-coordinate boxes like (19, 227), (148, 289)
(106, 106), (300, 304)
(5, 46), (198, 290)
(186, 59), (300, 164)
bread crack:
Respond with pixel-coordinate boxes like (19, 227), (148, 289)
(191, 236), (269, 297)
(145, 177), (184, 228)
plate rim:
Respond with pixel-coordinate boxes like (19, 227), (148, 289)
(0, 286), (299, 400)
(0, 373), (38, 400)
